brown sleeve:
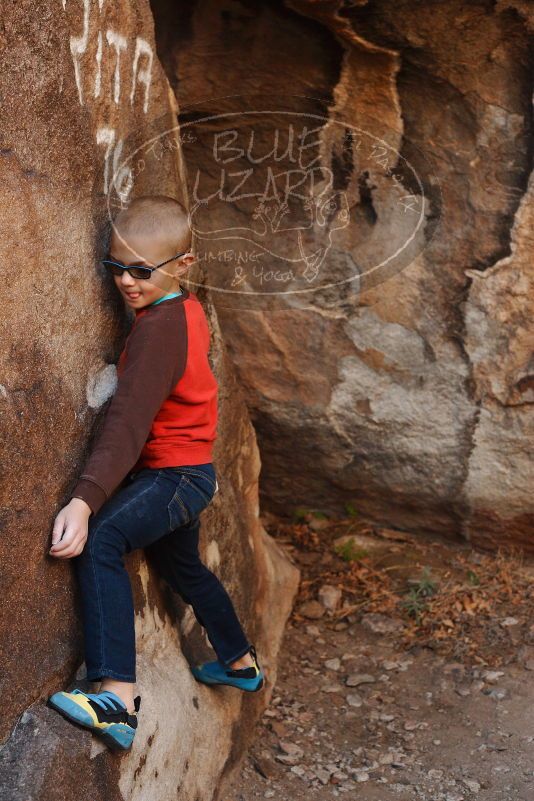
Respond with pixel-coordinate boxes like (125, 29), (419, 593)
(71, 303), (188, 516)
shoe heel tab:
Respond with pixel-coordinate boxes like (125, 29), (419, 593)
(134, 695), (141, 712)
(249, 644), (260, 667)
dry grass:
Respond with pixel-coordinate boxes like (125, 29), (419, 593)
(264, 511), (534, 668)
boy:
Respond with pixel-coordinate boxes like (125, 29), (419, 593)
(47, 196), (264, 752)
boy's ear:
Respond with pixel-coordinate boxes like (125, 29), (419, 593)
(174, 255), (195, 279)
(179, 253), (196, 269)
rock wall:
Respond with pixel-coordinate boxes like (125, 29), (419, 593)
(0, 2), (299, 798)
(152, 0), (534, 550)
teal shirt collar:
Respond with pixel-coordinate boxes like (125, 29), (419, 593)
(149, 290), (183, 307)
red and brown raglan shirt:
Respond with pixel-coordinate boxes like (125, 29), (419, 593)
(70, 288), (218, 517)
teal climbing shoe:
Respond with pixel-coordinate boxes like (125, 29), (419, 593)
(191, 644), (264, 692)
(47, 689), (140, 752)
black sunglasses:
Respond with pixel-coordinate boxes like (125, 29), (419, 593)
(101, 251), (187, 280)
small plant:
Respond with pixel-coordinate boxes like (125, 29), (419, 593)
(344, 502), (359, 518)
(410, 566), (438, 597)
(467, 569), (480, 586)
(400, 567), (438, 622)
(334, 538), (369, 562)
(400, 587), (428, 622)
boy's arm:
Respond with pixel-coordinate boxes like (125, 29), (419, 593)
(71, 305), (188, 517)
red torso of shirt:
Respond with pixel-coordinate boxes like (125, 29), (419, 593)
(124, 290), (218, 472)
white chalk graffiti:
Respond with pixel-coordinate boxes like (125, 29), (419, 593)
(68, 0), (90, 105)
(62, 0), (155, 198)
(130, 36), (153, 114)
(63, 0), (153, 113)
(106, 29), (128, 105)
(94, 30), (103, 98)
(96, 127), (133, 201)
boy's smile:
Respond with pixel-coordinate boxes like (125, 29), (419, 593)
(108, 230), (193, 309)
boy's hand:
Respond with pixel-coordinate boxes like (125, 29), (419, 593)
(49, 498), (92, 559)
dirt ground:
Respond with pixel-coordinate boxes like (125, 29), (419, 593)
(221, 511), (534, 801)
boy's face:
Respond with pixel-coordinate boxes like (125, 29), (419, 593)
(108, 230), (193, 309)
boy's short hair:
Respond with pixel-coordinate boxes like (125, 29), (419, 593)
(112, 195), (192, 254)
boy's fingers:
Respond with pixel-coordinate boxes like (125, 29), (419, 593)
(51, 514), (67, 545)
(49, 525), (77, 552)
(50, 527), (87, 556)
(50, 543), (78, 558)
(53, 539), (87, 559)
(52, 549), (76, 560)
(71, 542), (86, 558)
(49, 506), (89, 559)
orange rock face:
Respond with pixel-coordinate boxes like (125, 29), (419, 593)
(152, 0), (534, 551)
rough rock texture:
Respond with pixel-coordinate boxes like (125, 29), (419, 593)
(151, 0), (534, 550)
(0, 2), (299, 799)
(463, 164), (534, 550)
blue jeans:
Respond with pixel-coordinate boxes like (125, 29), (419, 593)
(72, 463), (251, 683)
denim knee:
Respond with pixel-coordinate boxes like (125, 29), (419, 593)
(92, 523), (129, 558)
(74, 525), (127, 580)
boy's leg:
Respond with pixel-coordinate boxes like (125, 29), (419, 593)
(72, 467), (186, 707)
(145, 514), (252, 668)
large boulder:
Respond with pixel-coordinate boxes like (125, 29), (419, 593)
(0, 2), (299, 799)
(153, 0), (534, 549)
